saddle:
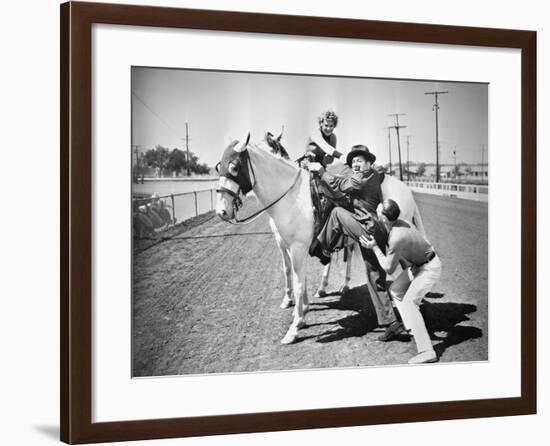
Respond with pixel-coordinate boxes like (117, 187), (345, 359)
(309, 173), (351, 244)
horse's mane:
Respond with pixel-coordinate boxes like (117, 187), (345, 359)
(249, 140), (298, 170)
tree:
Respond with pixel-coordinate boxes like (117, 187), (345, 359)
(186, 152), (210, 175)
(167, 148), (187, 176)
(193, 161), (210, 175)
(143, 145), (211, 176)
(144, 145), (170, 177)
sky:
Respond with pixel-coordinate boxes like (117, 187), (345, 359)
(131, 67), (488, 168)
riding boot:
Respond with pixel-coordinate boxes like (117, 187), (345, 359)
(308, 239), (331, 265)
(327, 227), (344, 252)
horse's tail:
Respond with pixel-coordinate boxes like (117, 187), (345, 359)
(412, 203), (427, 238)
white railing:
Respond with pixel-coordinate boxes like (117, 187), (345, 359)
(140, 176), (218, 183)
(405, 181), (488, 202)
(133, 188), (217, 239)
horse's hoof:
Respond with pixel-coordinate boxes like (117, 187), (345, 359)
(281, 332), (298, 344)
(280, 297), (294, 309)
(340, 285), (350, 294)
(315, 289), (327, 298)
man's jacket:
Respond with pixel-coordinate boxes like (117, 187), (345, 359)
(320, 168), (383, 220)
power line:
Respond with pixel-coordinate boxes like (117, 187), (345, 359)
(132, 91), (197, 176)
(132, 90), (182, 139)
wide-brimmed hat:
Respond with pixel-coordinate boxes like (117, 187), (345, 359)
(346, 145), (376, 166)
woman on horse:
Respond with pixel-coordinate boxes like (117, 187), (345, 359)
(296, 110), (344, 168)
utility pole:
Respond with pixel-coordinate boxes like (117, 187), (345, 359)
(386, 127), (393, 175)
(388, 113), (407, 181)
(183, 122), (191, 176)
(132, 145), (142, 183)
(425, 90), (448, 183)
(406, 136), (411, 182)
(180, 123), (194, 177)
(453, 146), (457, 179)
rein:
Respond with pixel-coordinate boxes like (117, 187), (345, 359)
(226, 150), (303, 225)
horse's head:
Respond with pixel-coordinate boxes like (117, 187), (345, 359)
(215, 133), (254, 221)
(265, 128), (290, 160)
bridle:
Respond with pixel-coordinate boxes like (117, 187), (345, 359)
(216, 148), (254, 216)
(216, 145), (302, 224)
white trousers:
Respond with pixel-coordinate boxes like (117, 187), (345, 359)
(389, 256), (442, 353)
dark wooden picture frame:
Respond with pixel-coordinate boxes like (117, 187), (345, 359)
(60, 1), (536, 443)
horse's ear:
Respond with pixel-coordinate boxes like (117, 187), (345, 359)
(277, 125), (284, 142)
(235, 132), (250, 152)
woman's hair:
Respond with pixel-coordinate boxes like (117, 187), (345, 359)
(318, 110), (339, 127)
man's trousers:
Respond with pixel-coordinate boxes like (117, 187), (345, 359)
(389, 256), (442, 353)
(316, 207), (394, 325)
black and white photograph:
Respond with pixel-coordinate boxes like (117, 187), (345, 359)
(3, 0), (546, 443)
(131, 67), (488, 377)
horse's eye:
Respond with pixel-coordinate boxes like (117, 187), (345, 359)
(228, 161), (240, 176)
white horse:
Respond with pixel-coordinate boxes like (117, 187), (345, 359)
(216, 135), (313, 344)
(216, 134), (424, 344)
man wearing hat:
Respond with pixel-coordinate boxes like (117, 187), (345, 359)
(308, 144), (385, 260)
(360, 199), (441, 364)
(308, 144), (408, 338)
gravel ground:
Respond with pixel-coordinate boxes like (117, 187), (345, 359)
(132, 193), (488, 377)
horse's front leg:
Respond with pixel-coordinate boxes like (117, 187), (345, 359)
(279, 247), (294, 309)
(281, 245), (308, 345)
(273, 228), (294, 308)
(315, 261), (331, 298)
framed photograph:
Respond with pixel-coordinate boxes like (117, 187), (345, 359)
(61, 1), (536, 444)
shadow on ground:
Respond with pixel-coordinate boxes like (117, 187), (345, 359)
(420, 299), (483, 357)
(425, 291), (445, 299)
(420, 300), (477, 333)
(303, 286), (483, 353)
(301, 285), (383, 343)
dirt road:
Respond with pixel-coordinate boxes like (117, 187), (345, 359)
(132, 193), (487, 376)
